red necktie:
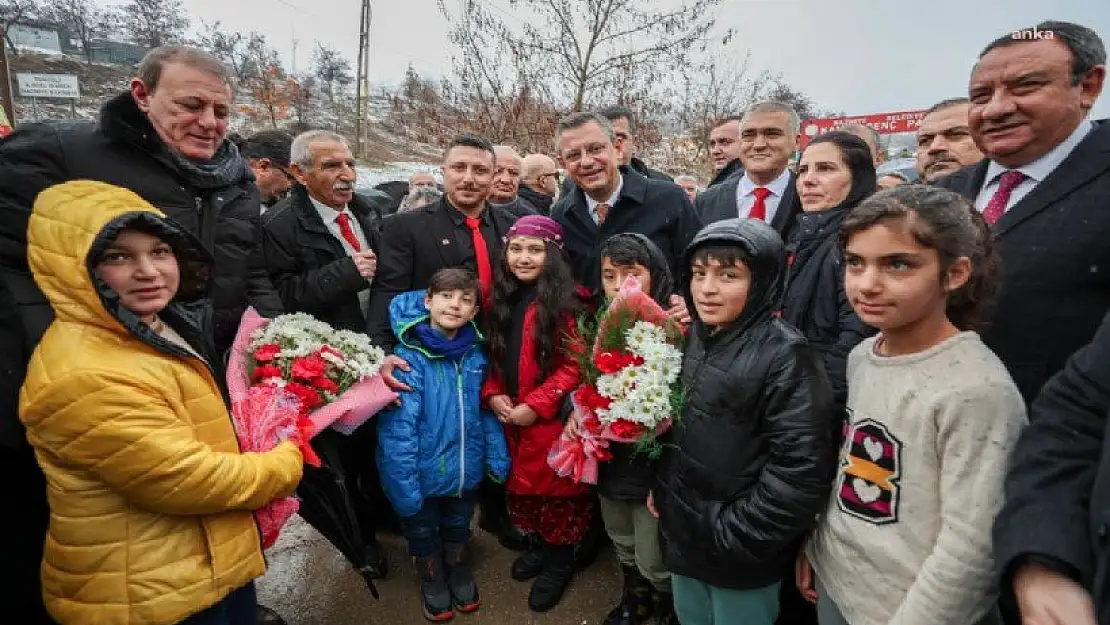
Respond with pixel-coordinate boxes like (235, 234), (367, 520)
(464, 216), (493, 302)
(596, 202), (610, 224)
(982, 170), (1026, 225)
(749, 187), (771, 221)
(335, 212), (361, 251)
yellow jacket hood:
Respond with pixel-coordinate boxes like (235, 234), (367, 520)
(28, 179), (212, 336)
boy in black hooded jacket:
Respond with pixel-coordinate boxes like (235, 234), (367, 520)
(584, 233), (678, 625)
(653, 218), (835, 625)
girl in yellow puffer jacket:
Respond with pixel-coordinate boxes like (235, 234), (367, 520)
(19, 180), (304, 625)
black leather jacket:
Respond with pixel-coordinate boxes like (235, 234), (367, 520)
(656, 218), (836, 590)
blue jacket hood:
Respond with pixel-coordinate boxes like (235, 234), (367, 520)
(389, 289), (483, 357)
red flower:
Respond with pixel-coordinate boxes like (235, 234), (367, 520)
(594, 351), (631, 374)
(311, 376), (340, 394)
(594, 447), (614, 462)
(286, 382), (323, 412)
(254, 343), (281, 362)
(252, 365), (283, 382)
(318, 345), (344, 360)
(291, 354), (327, 381)
(575, 385), (612, 412)
(610, 419), (647, 439)
(582, 414), (603, 436)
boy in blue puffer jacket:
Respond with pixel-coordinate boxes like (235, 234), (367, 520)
(377, 267), (510, 622)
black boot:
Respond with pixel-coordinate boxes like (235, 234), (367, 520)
(652, 589), (680, 625)
(363, 540), (389, 580)
(257, 605), (286, 625)
(443, 543), (480, 613)
(415, 554), (454, 622)
(511, 541), (547, 581)
(603, 565), (655, 625)
(529, 543), (575, 612)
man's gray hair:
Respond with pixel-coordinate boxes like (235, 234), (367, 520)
(741, 101), (802, 136)
(291, 130), (348, 168)
(139, 46), (232, 93)
(554, 111), (616, 152)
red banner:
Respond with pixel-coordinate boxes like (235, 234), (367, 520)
(800, 110), (927, 148)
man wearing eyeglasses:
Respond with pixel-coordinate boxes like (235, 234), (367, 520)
(241, 129), (296, 211)
(521, 153), (561, 214)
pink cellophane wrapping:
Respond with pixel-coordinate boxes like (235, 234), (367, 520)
(547, 277), (676, 484)
(325, 374), (398, 436)
(226, 308), (396, 547)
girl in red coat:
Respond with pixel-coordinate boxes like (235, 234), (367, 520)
(482, 215), (591, 613)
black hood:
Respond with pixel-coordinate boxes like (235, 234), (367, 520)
(603, 232), (674, 307)
(682, 218), (787, 337)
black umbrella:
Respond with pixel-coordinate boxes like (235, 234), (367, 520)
(296, 430), (380, 599)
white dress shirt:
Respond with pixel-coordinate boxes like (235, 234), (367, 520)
(585, 174), (624, 224)
(309, 195), (372, 307)
(975, 119), (1094, 214)
(736, 168), (792, 224)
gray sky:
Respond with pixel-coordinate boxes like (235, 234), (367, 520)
(112, 0), (1110, 120)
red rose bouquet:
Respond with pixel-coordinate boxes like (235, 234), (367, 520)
(548, 276), (685, 484)
(227, 308), (397, 547)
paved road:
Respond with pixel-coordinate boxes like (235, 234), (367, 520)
(257, 516), (622, 625)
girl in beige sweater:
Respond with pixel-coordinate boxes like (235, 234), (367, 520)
(797, 185), (1027, 625)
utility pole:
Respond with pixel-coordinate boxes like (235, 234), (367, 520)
(0, 26), (15, 136)
(354, 0), (371, 159)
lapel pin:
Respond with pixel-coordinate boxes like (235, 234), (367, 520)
(442, 239), (451, 246)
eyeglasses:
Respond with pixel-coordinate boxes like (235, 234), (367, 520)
(276, 166), (297, 184)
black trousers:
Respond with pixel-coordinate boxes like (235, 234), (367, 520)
(2, 445), (57, 625)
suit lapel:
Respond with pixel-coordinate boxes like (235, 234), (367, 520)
(772, 173), (799, 235)
(427, 200), (466, 268)
(293, 189), (346, 257)
(995, 126), (1110, 237)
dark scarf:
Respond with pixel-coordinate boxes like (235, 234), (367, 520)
(163, 138), (250, 190)
(519, 184), (554, 214)
(413, 320), (477, 361)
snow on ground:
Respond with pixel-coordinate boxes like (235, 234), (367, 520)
(355, 161), (439, 189)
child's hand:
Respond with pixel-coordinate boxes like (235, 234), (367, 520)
(381, 355), (413, 394)
(666, 294), (692, 325)
(489, 395), (514, 421)
(795, 550), (818, 604)
(646, 491), (659, 519)
(563, 415), (581, 439)
(507, 404), (539, 427)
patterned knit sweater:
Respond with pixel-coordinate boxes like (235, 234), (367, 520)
(808, 332), (1026, 625)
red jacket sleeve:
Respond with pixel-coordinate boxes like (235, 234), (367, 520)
(482, 368), (507, 406)
(523, 313), (584, 420)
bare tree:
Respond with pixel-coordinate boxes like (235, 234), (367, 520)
(312, 43), (352, 104)
(196, 21), (252, 83)
(1, 0), (40, 56)
(238, 34), (292, 128)
(442, 0), (727, 111)
(41, 0), (105, 64)
(112, 0), (188, 49)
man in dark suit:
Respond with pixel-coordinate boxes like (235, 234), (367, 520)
(934, 20), (1109, 408)
(695, 101), (802, 242)
(366, 135), (528, 551)
(260, 130), (391, 579)
(707, 116), (744, 187)
(367, 134), (519, 352)
(549, 111), (702, 297)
